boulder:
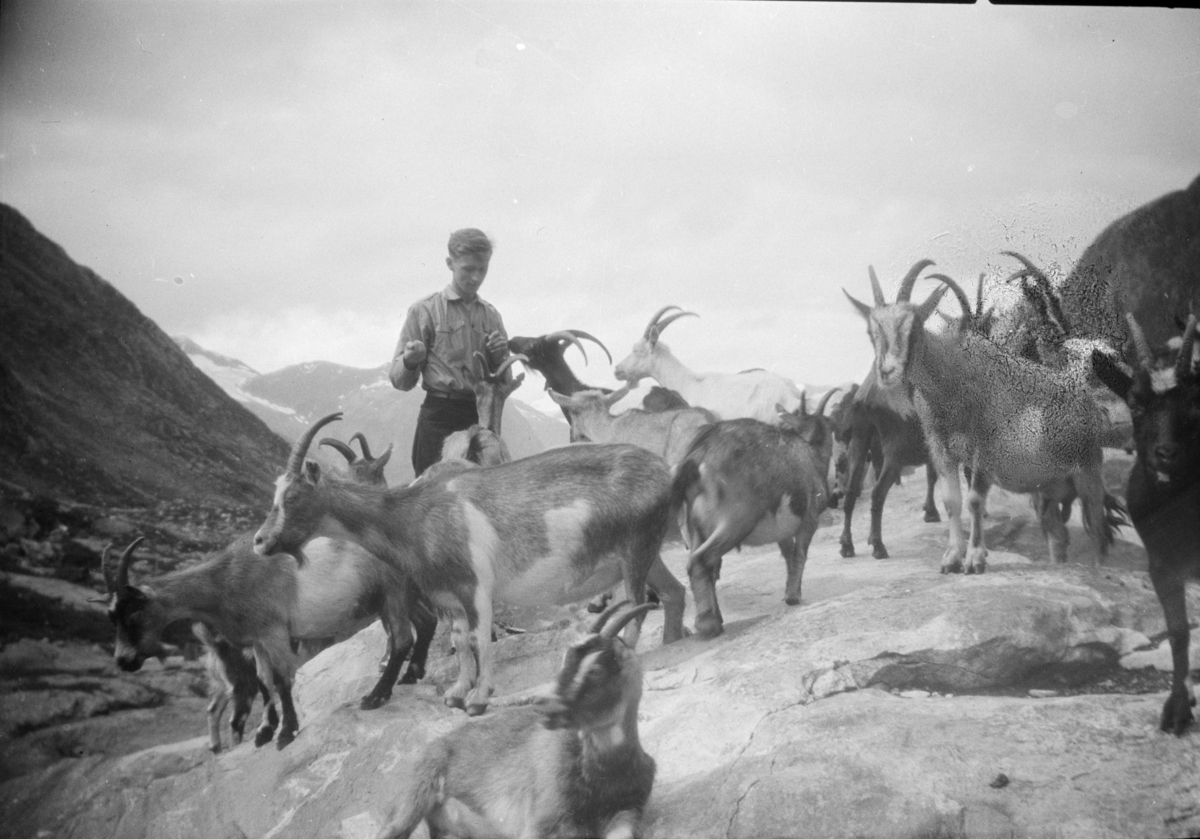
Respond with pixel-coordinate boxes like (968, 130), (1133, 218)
(2, 476), (1199, 839)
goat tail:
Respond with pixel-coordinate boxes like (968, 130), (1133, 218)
(669, 460), (701, 517)
(1101, 493), (1130, 547)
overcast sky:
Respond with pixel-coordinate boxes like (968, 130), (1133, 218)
(3, 1), (1198, 414)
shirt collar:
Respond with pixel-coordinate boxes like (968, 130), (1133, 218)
(442, 284), (479, 304)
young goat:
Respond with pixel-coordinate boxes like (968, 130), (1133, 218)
(844, 260), (1125, 574)
(670, 390), (838, 637)
(548, 384), (717, 467)
(103, 527), (436, 749)
(254, 413), (687, 716)
(191, 621), (269, 753)
(613, 306), (806, 424)
(373, 601), (657, 839)
(1093, 314), (1199, 735)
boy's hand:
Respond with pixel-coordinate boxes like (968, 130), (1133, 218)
(402, 340), (427, 369)
(485, 331), (508, 362)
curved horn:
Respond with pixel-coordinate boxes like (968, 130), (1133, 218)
(101, 543), (118, 593)
(643, 306), (682, 339)
(926, 273), (972, 319)
(492, 353), (529, 380)
(1126, 313), (1153, 368)
(600, 602), (657, 641)
(543, 330), (589, 365)
(566, 330), (612, 365)
(895, 259), (936, 303)
(867, 266), (887, 306)
(114, 536), (143, 594)
(319, 437), (357, 464)
(288, 412), (343, 475)
(653, 310), (699, 340)
(814, 387), (841, 418)
(1176, 314), (1197, 380)
(588, 598), (632, 635)
(1001, 251), (1052, 292)
(349, 432), (374, 461)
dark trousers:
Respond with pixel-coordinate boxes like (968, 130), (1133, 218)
(412, 395), (479, 477)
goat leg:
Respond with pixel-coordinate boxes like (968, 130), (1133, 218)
(273, 671), (300, 750)
(1152, 567), (1195, 735)
(922, 462), (941, 523)
(646, 556), (687, 643)
(964, 468), (991, 574)
(400, 593), (438, 685)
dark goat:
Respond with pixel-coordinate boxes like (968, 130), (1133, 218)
(1093, 314), (1199, 735)
(373, 602), (657, 839)
(671, 390), (838, 637)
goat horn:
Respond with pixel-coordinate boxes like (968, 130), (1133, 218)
(895, 259), (936, 303)
(798, 391), (808, 416)
(815, 387), (841, 418)
(1176, 314), (1197, 380)
(543, 331), (589, 366)
(926, 273), (972, 319)
(976, 273), (986, 317)
(492, 353), (529, 381)
(349, 432), (374, 460)
(288, 412), (343, 475)
(101, 543), (118, 593)
(588, 598), (632, 635)
(1001, 251), (1052, 292)
(600, 602), (657, 641)
(643, 306), (682, 339)
(115, 537), (143, 595)
(566, 330), (613, 365)
(867, 266), (887, 306)
(1125, 314), (1153, 368)
(654, 310), (698, 340)
(473, 350), (492, 381)
(319, 437), (357, 464)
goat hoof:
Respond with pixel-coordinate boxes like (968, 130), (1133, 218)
(399, 668), (423, 685)
(253, 730), (274, 748)
(444, 695), (466, 710)
(209, 743), (222, 755)
(275, 731), (296, 750)
(784, 596), (800, 606)
(839, 544), (856, 558)
(924, 510), (941, 523)
(694, 615), (724, 639)
(872, 546), (889, 560)
(361, 694), (387, 711)
(941, 561), (963, 575)
(466, 703), (489, 717)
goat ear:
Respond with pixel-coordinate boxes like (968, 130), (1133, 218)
(843, 289), (873, 320)
(548, 389), (572, 407)
(303, 460), (322, 485)
(1091, 349), (1132, 401)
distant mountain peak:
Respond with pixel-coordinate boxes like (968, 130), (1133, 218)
(172, 336), (259, 377)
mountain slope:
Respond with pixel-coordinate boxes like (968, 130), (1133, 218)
(0, 203), (290, 507)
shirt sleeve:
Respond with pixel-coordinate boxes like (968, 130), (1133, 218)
(389, 303), (429, 391)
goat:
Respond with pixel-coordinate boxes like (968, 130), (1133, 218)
(1093, 314), (1199, 735)
(509, 330), (690, 441)
(373, 601), (657, 839)
(670, 390), (838, 637)
(191, 622), (269, 753)
(832, 265), (1014, 560)
(844, 259), (1126, 574)
(548, 384), (717, 467)
(613, 306), (806, 424)
(102, 522), (437, 748)
(254, 412), (687, 716)
(1060, 174), (1200, 365)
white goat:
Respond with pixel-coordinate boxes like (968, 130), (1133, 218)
(844, 260), (1126, 574)
(254, 413), (687, 716)
(373, 600), (657, 839)
(548, 383), (717, 466)
(191, 622), (268, 753)
(670, 391), (839, 637)
(613, 306), (805, 424)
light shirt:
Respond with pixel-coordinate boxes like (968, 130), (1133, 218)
(389, 285), (508, 398)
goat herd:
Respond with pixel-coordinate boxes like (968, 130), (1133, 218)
(98, 252), (1198, 839)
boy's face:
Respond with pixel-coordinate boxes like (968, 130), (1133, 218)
(447, 251), (491, 301)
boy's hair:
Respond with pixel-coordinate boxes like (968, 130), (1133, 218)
(447, 228), (494, 259)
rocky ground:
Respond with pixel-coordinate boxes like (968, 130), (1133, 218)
(2, 457), (1199, 839)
